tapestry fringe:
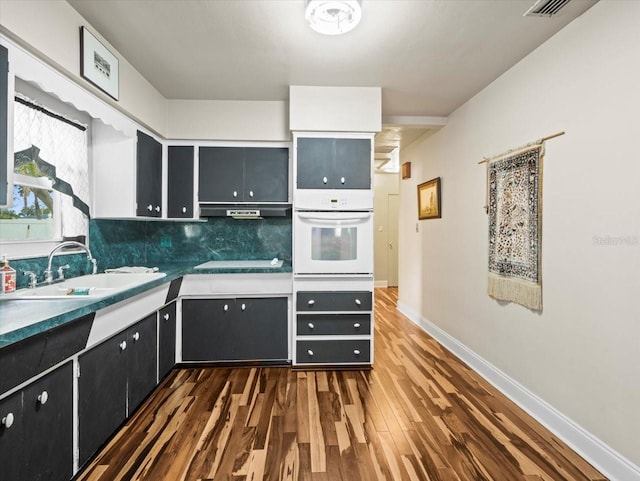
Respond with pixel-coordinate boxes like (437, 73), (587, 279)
(488, 273), (542, 311)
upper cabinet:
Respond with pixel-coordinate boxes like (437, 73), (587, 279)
(136, 131), (162, 217)
(167, 146), (194, 218)
(296, 137), (371, 190)
(0, 45), (8, 206)
(198, 146), (288, 203)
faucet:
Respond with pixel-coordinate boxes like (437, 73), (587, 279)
(44, 241), (98, 284)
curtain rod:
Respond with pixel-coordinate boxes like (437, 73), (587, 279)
(477, 131), (565, 165)
(15, 96), (87, 132)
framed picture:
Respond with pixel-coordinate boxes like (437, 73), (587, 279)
(80, 26), (119, 100)
(418, 177), (441, 219)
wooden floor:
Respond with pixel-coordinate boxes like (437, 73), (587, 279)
(76, 288), (607, 481)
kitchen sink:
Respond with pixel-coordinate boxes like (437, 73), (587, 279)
(7, 272), (166, 300)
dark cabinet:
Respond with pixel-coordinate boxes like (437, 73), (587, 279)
(182, 297), (288, 362)
(78, 314), (157, 466)
(136, 130), (163, 217)
(167, 145), (194, 218)
(159, 302), (177, 379)
(0, 45), (7, 205)
(0, 361), (74, 481)
(199, 147), (288, 203)
(296, 137), (371, 190)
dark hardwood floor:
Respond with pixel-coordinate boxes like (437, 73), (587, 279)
(76, 288), (607, 481)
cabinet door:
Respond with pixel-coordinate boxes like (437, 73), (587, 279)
(78, 334), (128, 467)
(136, 130), (163, 217)
(159, 302), (177, 379)
(296, 138), (334, 189)
(235, 298), (288, 361)
(244, 147), (288, 202)
(0, 387), (24, 481)
(334, 138), (371, 189)
(199, 147), (244, 202)
(182, 299), (236, 361)
(22, 361), (73, 481)
(167, 146), (194, 218)
(0, 45), (8, 205)
(127, 314), (158, 415)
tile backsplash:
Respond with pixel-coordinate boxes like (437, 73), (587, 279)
(8, 217), (291, 289)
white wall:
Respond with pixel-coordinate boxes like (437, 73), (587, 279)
(0, 0), (167, 136)
(373, 172), (399, 285)
(167, 99), (289, 141)
(398, 0), (640, 470)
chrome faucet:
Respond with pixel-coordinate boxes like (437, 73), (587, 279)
(44, 241), (98, 284)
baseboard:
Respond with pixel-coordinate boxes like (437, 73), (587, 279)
(374, 280), (388, 288)
(396, 301), (640, 481)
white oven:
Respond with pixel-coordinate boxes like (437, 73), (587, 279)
(294, 211), (373, 276)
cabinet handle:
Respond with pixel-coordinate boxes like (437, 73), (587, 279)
(233, 191), (238, 198)
(353, 323), (361, 329)
(155, 205), (161, 212)
(353, 349), (361, 356)
(147, 204), (153, 211)
(2, 412), (15, 428)
(163, 313), (170, 321)
(119, 340), (127, 351)
(307, 350), (314, 356)
(354, 299), (362, 306)
(182, 206), (187, 213)
(322, 177), (328, 184)
(249, 190), (254, 198)
(307, 299), (315, 306)
(241, 303), (246, 311)
(132, 332), (140, 341)
(307, 322), (314, 329)
(340, 177), (345, 184)
(223, 304), (229, 312)
(37, 391), (49, 405)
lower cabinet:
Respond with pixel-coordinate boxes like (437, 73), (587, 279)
(159, 302), (177, 379)
(0, 361), (74, 481)
(78, 313), (157, 467)
(182, 297), (288, 362)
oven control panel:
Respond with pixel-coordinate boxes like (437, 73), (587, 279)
(294, 190), (373, 211)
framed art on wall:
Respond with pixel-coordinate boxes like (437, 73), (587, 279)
(80, 26), (119, 100)
(418, 177), (441, 219)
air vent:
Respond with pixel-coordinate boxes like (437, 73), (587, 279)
(524, 0), (572, 17)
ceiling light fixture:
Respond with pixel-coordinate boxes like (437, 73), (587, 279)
(305, 0), (362, 36)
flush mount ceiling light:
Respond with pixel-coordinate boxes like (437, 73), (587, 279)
(305, 0), (362, 35)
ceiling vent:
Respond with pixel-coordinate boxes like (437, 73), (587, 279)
(524, 0), (572, 17)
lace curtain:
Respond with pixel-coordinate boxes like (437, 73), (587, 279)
(13, 95), (90, 237)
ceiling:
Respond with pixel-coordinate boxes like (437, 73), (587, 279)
(67, 0), (597, 170)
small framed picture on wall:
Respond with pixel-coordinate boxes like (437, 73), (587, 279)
(418, 177), (441, 219)
(80, 26), (119, 100)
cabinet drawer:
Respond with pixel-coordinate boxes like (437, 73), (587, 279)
(296, 291), (372, 311)
(296, 340), (371, 364)
(297, 314), (370, 336)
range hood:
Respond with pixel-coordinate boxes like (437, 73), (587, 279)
(199, 203), (291, 219)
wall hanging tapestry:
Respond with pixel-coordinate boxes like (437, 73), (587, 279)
(487, 143), (544, 311)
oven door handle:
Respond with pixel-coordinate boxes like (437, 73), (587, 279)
(296, 212), (371, 222)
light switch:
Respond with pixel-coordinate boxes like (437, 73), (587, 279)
(415, 222), (419, 233)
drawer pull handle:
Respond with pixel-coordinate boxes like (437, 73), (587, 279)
(249, 190), (254, 198)
(354, 299), (362, 306)
(353, 323), (361, 328)
(1, 413), (14, 428)
(307, 299), (315, 306)
(132, 332), (140, 341)
(224, 304), (229, 312)
(182, 206), (187, 213)
(340, 177), (345, 184)
(155, 205), (161, 212)
(120, 341), (127, 351)
(353, 349), (361, 356)
(37, 391), (49, 405)
(307, 350), (314, 356)
(163, 313), (170, 321)
(233, 191), (238, 198)
(147, 204), (153, 211)
(241, 303), (246, 311)
(322, 177), (328, 184)
(307, 322), (314, 329)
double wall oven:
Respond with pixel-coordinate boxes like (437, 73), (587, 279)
(292, 133), (375, 367)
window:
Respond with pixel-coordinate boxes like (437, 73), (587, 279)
(0, 92), (89, 245)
